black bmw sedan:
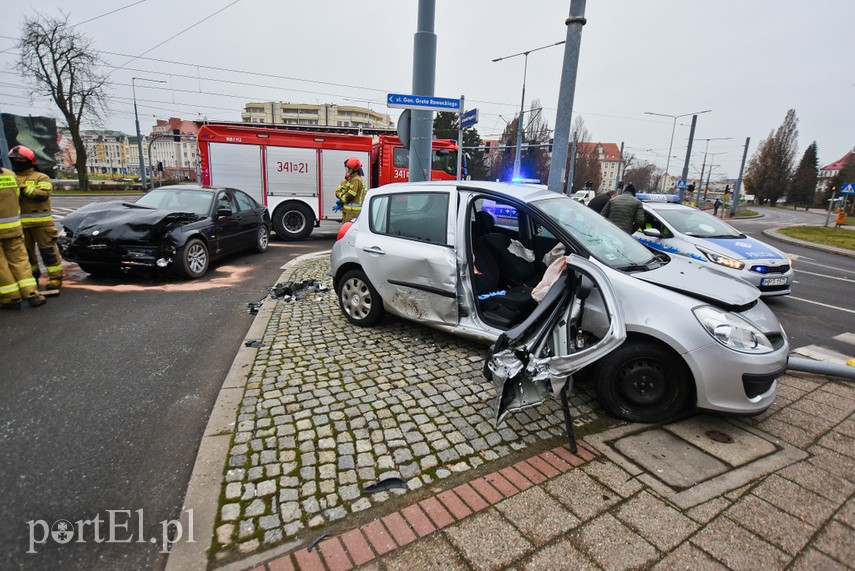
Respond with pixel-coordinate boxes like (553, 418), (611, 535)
(59, 185), (271, 279)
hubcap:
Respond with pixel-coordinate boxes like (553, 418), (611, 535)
(341, 278), (371, 320)
(284, 212), (306, 233)
(187, 244), (207, 274)
(258, 227), (269, 248)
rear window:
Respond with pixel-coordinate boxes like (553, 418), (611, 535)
(369, 192), (449, 245)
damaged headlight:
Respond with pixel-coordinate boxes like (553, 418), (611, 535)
(696, 246), (744, 270)
(693, 305), (774, 354)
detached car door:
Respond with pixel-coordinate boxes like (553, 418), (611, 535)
(354, 190), (458, 327)
(485, 255), (626, 425)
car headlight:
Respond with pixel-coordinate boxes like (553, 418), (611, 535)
(697, 246), (744, 270)
(693, 305), (774, 354)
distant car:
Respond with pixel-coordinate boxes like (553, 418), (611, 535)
(59, 185), (271, 278)
(634, 201), (793, 296)
(571, 190), (595, 205)
(330, 181), (788, 424)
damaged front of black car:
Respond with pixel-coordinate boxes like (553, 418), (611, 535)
(58, 200), (205, 276)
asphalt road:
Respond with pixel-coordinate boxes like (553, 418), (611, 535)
(0, 195), (339, 570)
(728, 206), (855, 358)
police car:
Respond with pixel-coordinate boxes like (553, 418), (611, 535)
(633, 194), (793, 296)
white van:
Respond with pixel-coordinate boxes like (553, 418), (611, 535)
(571, 190), (595, 205)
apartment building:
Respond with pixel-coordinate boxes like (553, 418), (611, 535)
(241, 102), (394, 130)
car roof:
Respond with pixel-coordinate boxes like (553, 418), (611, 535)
(643, 202), (697, 212)
(370, 180), (560, 203)
(154, 185), (217, 193)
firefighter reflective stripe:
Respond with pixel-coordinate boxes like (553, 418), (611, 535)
(0, 282), (19, 295)
(17, 276), (37, 289)
(0, 215), (22, 230)
(0, 174), (17, 188)
(21, 213), (53, 224)
(37, 181), (51, 190)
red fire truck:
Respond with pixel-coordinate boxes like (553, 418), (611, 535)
(198, 124), (459, 240)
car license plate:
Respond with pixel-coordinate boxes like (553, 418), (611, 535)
(761, 277), (787, 286)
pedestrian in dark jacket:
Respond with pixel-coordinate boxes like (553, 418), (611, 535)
(601, 183), (644, 234)
(587, 190), (616, 214)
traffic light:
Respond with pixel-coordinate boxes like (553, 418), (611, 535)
(173, 129), (181, 142)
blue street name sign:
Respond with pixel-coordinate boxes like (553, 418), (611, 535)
(387, 93), (461, 112)
(841, 183), (855, 194)
(461, 108), (479, 128)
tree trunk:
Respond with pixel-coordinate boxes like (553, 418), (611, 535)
(66, 117), (89, 190)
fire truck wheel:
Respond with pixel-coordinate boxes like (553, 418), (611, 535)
(273, 203), (314, 241)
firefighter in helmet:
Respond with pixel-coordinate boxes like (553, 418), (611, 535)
(334, 157), (367, 223)
(10, 145), (63, 292)
(0, 165), (46, 308)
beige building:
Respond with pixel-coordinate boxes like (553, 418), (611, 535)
(241, 102), (394, 130)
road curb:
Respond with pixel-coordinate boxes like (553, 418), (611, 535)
(166, 250), (331, 571)
(761, 227), (855, 259)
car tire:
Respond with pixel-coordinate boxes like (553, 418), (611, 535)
(337, 269), (384, 326)
(177, 238), (209, 279)
(273, 202), (314, 241)
(594, 339), (691, 423)
(255, 225), (270, 253)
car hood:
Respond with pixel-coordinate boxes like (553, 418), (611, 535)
(690, 235), (786, 261)
(62, 201), (203, 241)
(632, 255), (760, 309)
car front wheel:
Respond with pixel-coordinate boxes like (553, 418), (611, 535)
(177, 238), (209, 279)
(337, 269), (384, 326)
(594, 339), (691, 423)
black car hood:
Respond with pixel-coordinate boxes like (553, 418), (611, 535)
(63, 201), (204, 241)
(633, 255), (760, 309)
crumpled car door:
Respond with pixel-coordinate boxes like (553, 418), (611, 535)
(485, 255), (626, 425)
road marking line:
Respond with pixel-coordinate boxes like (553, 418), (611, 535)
(792, 345), (853, 364)
(794, 270), (855, 283)
(833, 332), (855, 346)
(794, 259), (855, 275)
(788, 296), (855, 315)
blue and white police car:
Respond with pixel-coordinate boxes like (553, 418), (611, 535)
(633, 194), (793, 296)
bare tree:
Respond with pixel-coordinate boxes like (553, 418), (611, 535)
(622, 160), (658, 191)
(744, 109), (799, 206)
(567, 116), (601, 193)
(17, 12), (109, 190)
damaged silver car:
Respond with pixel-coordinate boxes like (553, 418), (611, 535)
(330, 181), (789, 424)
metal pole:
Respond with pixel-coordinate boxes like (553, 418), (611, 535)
(825, 190), (838, 227)
(679, 115), (697, 202)
(615, 141), (624, 191)
(698, 140), (709, 200)
(408, 0), (436, 183)
(547, 0), (587, 194)
(730, 137), (750, 217)
(788, 357), (855, 380)
(133, 79), (147, 191)
(456, 95), (464, 181)
(512, 55), (528, 181)
(664, 117), (677, 191)
(567, 132), (577, 196)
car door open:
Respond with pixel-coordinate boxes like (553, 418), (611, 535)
(484, 254), (626, 436)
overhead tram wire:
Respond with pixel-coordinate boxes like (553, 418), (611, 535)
(72, 1), (151, 27)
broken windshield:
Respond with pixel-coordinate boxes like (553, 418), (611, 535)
(534, 195), (657, 271)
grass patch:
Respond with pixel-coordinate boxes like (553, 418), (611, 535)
(777, 225), (855, 250)
(734, 208), (758, 217)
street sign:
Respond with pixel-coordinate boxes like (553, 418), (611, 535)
(387, 93), (461, 112)
(460, 108), (479, 128)
(841, 183), (855, 194)
(677, 179), (687, 190)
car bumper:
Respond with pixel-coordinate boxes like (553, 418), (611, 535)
(685, 340), (787, 414)
(59, 238), (175, 269)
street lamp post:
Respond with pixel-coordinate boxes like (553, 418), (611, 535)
(132, 77), (166, 191)
(644, 109), (711, 191)
(493, 40), (565, 181)
(696, 137), (732, 200)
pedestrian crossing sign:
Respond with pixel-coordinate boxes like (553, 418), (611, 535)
(841, 183), (854, 194)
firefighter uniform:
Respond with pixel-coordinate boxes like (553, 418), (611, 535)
(335, 173), (367, 224)
(16, 167), (63, 289)
(0, 168), (45, 308)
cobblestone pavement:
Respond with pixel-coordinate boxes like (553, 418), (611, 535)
(209, 255), (606, 565)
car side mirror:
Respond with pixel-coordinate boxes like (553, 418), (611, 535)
(217, 206), (232, 218)
(642, 228), (662, 238)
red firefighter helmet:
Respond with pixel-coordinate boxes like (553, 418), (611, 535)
(9, 145), (37, 167)
(344, 157), (362, 171)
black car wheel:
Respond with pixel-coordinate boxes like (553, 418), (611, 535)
(177, 238), (209, 279)
(594, 340), (691, 423)
(273, 202), (313, 241)
(337, 269), (384, 326)
(255, 225), (270, 253)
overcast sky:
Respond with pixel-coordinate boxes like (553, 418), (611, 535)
(2, 0), (853, 180)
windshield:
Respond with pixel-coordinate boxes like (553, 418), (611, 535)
(134, 188), (213, 217)
(657, 208), (743, 238)
(534, 195), (657, 270)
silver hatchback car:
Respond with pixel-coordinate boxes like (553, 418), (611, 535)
(330, 181), (788, 424)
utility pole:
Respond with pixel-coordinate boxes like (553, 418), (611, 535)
(679, 115), (698, 202)
(547, 0), (587, 194)
(615, 141), (624, 191)
(730, 137), (751, 218)
(408, 0), (436, 182)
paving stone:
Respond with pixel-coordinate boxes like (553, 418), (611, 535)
(725, 494), (815, 555)
(812, 520), (855, 566)
(544, 469), (620, 521)
(752, 474), (837, 527)
(221, 503), (240, 522)
(574, 513), (659, 570)
(691, 516), (789, 571)
(495, 486), (580, 546)
(651, 542), (728, 570)
(522, 537), (599, 571)
(615, 491), (699, 551)
(444, 509), (532, 570)
(789, 548), (849, 571)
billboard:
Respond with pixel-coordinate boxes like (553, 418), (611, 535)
(2, 113), (60, 177)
